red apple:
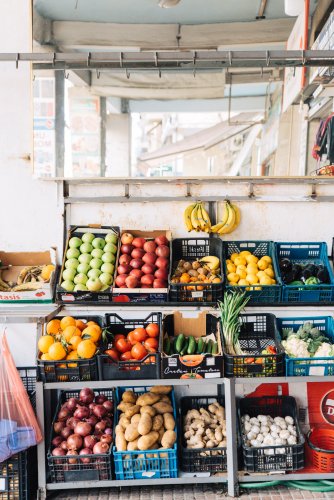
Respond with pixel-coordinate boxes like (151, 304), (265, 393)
(142, 252), (157, 265)
(153, 279), (167, 288)
(156, 245), (170, 258)
(130, 269), (144, 279)
(117, 264), (131, 275)
(155, 268), (168, 280)
(141, 274), (154, 286)
(119, 254), (131, 266)
(125, 275), (138, 288)
(121, 233), (134, 245)
(155, 235), (169, 246)
(143, 241), (157, 253)
(121, 244), (134, 255)
(130, 258), (143, 269)
(132, 237), (146, 248)
(115, 274), (128, 287)
(155, 257), (169, 269)
(131, 248), (145, 259)
(142, 263), (156, 275)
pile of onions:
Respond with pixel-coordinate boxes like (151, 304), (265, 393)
(51, 388), (113, 463)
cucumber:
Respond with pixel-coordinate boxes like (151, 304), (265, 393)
(206, 339), (213, 354)
(187, 336), (196, 355)
(175, 334), (185, 353)
(211, 341), (219, 355)
(197, 338), (204, 354)
(180, 338), (189, 356)
(163, 336), (171, 355)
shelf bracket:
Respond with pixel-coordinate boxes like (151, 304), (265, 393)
(186, 183), (191, 198)
(248, 183), (255, 199)
(124, 183), (130, 199)
(311, 183), (317, 200)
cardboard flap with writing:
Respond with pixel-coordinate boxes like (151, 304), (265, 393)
(172, 310), (207, 338)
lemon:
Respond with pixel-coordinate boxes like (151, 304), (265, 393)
(260, 275), (272, 285)
(227, 272), (239, 283)
(246, 255), (258, 265)
(239, 250), (251, 258)
(257, 259), (268, 271)
(257, 270), (266, 278)
(236, 269), (247, 280)
(226, 259), (232, 266)
(236, 264), (247, 272)
(246, 274), (259, 285)
(234, 257), (247, 267)
(262, 255), (272, 264)
(271, 279), (277, 284)
(227, 262), (236, 273)
(238, 279), (250, 286)
(264, 267), (274, 278)
(230, 253), (239, 263)
(247, 264), (259, 274)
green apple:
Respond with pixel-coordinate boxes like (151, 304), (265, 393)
(101, 262), (114, 274)
(61, 280), (75, 292)
(80, 242), (93, 254)
(92, 237), (106, 250)
(100, 272), (113, 286)
(105, 232), (118, 245)
(91, 248), (104, 259)
(69, 236), (82, 249)
(74, 273), (88, 285)
(88, 268), (102, 279)
(62, 268), (76, 282)
(104, 243), (117, 255)
(79, 253), (93, 264)
(90, 258), (102, 269)
(86, 277), (103, 292)
(77, 263), (90, 275)
(101, 285), (110, 292)
(65, 258), (79, 270)
(66, 248), (80, 259)
(82, 232), (95, 244)
(102, 252), (114, 264)
(74, 284), (88, 291)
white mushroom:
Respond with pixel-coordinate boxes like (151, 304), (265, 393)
(285, 416), (294, 425)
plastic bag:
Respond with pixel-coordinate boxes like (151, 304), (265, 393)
(0, 331), (42, 462)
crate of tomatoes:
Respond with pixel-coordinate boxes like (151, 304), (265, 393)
(98, 313), (162, 380)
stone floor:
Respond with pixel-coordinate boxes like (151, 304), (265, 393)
(50, 484), (334, 499)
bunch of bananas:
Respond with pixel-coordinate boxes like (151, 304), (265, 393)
(184, 202), (212, 233)
(0, 265), (54, 292)
(211, 201), (240, 235)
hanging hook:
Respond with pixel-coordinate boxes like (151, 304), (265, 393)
(228, 51), (232, 67)
(52, 52), (56, 67)
(64, 69), (69, 79)
(261, 66), (264, 78)
(87, 52), (91, 68)
(266, 50), (270, 67)
(301, 49), (306, 66)
(126, 68), (130, 79)
(119, 52), (123, 68)
(96, 69), (101, 79)
(158, 68), (162, 78)
(154, 52), (158, 67)
(193, 50), (197, 78)
(293, 66), (296, 77)
(15, 53), (19, 69)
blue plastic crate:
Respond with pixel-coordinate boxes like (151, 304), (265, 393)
(275, 242), (334, 304)
(277, 316), (334, 376)
(113, 386), (178, 480)
(223, 241), (282, 305)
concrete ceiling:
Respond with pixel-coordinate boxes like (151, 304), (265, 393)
(34, 0), (318, 25)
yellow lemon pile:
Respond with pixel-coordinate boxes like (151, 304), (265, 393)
(226, 250), (276, 289)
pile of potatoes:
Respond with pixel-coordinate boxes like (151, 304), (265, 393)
(115, 386), (177, 452)
(183, 402), (227, 456)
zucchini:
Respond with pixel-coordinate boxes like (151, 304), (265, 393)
(175, 334), (185, 353)
(163, 336), (171, 355)
(206, 339), (213, 354)
(196, 337), (204, 354)
(187, 336), (196, 355)
(171, 337), (178, 355)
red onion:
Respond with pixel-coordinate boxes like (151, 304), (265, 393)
(66, 434), (83, 451)
(66, 398), (79, 411)
(100, 434), (113, 445)
(58, 408), (72, 422)
(74, 422), (92, 437)
(95, 394), (107, 404)
(54, 421), (65, 434)
(104, 428), (112, 436)
(101, 417), (112, 428)
(52, 436), (63, 447)
(66, 417), (80, 430)
(52, 447), (66, 457)
(66, 450), (78, 464)
(93, 442), (109, 454)
(88, 403), (96, 412)
(93, 405), (107, 419)
(74, 406), (90, 420)
(79, 448), (92, 463)
(94, 421), (106, 434)
(85, 415), (98, 427)
(102, 400), (113, 412)
(60, 441), (68, 451)
(79, 388), (95, 404)
(60, 426), (73, 439)
(84, 435), (98, 449)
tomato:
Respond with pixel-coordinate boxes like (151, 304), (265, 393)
(131, 342), (148, 360)
(113, 334), (125, 342)
(105, 348), (119, 362)
(133, 327), (148, 343)
(145, 323), (159, 338)
(144, 337), (158, 352)
(120, 351), (132, 361)
(115, 338), (132, 353)
(127, 331), (137, 345)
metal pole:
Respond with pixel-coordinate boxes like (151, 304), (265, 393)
(55, 72), (65, 177)
(225, 378), (239, 497)
(36, 381), (47, 499)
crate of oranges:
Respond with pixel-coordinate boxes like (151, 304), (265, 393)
(223, 241), (282, 305)
(37, 315), (103, 382)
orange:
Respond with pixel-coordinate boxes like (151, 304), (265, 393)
(60, 316), (76, 330)
(48, 342), (67, 361)
(86, 322), (102, 334)
(66, 350), (79, 368)
(81, 326), (101, 344)
(41, 264), (55, 281)
(75, 320), (87, 331)
(38, 335), (55, 354)
(77, 340), (97, 359)
(46, 319), (61, 336)
(180, 273), (190, 284)
(41, 353), (52, 361)
(62, 326), (82, 343)
(69, 335), (82, 351)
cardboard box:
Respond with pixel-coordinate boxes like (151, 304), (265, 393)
(161, 311), (223, 379)
(56, 225), (119, 305)
(0, 250), (56, 303)
(112, 230), (171, 303)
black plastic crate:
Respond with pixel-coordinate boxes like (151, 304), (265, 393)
(180, 396), (227, 473)
(37, 315), (103, 382)
(47, 388), (113, 483)
(17, 367), (36, 412)
(169, 238), (223, 303)
(238, 395), (305, 472)
(98, 313), (161, 380)
(222, 314), (285, 378)
(0, 447), (37, 500)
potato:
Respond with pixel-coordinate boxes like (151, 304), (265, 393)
(117, 402), (134, 412)
(127, 439), (139, 451)
(140, 405), (156, 417)
(119, 415), (131, 429)
(124, 423), (140, 442)
(138, 413), (152, 436)
(124, 405), (140, 419)
(152, 414), (164, 431)
(163, 413), (175, 431)
(138, 431), (160, 451)
(161, 430), (177, 449)
(150, 385), (172, 395)
(158, 395), (171, 404)
(115, 429), (127, 451)
(131, 413), (141, 425)
(152, 402), (173, 414)
(158, 427), (165, 444)
(137, 393), (160, 406)
(122, 390), (137, 404)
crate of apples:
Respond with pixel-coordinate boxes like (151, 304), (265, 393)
(115, 232), (170, 290)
